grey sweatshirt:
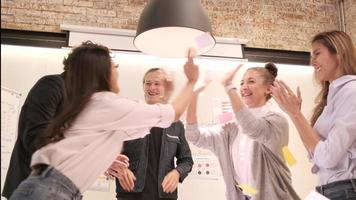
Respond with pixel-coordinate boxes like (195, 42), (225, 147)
(186, 106), (301, 200)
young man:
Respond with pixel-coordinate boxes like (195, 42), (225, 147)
(115, 68), (194, 200)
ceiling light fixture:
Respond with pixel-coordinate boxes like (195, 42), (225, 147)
(134, 0), (216, 58)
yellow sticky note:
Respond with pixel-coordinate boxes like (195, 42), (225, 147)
(282, 146), (296, 166)
(237, 184), (258, 196)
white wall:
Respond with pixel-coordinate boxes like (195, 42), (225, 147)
(1, 44), (319, 199)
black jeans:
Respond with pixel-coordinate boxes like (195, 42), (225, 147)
(316, 179), (356, 200)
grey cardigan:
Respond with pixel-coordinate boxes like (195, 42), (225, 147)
(186, 107), (301, 200)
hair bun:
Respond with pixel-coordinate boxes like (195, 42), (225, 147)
(265, 62), (278, 78)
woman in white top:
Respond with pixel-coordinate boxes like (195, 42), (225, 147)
(9, 41), (199, 200)
(271, 31), (356, 200)
(186, 63), (300, 200)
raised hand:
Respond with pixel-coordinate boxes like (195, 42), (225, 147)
(184, 48), (199, 83)
(162, 169), (180, 193)
(162, 69), (175, 102)
(271, 80), (302, 116)
(195, 76), (212, 94)
(221, 64), (243, 87)
(221, 64), (245, 112)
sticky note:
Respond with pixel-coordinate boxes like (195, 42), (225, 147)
(237, 184), (258, 196)
(195, 32), (214, 49)
(304, 191), (330, 200)
(218, 112), (233, 124)
(282, 146), (296, 166)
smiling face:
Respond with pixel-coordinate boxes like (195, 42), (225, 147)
(143, 70), (166, 104)
(311, 41), (343, 82)
(109, 62), (120, 94)
(240, 69), (270, 108)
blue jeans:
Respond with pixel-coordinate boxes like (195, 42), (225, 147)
(316, 179), (356, 200)
(9, 165), (82, 200)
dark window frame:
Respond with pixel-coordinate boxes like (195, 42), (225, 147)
(1, 29), (68, 48)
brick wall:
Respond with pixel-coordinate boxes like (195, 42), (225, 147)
(1, 0), (355, 51)
(344, 0), (356, 46)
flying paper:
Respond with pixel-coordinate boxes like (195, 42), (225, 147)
(195, 32), (215, 49)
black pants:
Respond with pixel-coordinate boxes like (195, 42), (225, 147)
(316, 179), (356, 200)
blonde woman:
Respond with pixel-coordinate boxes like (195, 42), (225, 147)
(186, 63), (300, 200)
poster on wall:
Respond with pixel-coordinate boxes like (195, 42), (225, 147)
(213, 98), (234, 124)
(1, 87), (22, 198)
(189, 147), (221, 180)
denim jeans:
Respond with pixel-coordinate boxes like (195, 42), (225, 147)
(9, 166), (82, 200)
(316, 179), (356, 200)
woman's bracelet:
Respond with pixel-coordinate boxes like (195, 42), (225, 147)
(224, 83), (237, 93)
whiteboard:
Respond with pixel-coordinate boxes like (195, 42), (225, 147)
(1, 87), (21, 198)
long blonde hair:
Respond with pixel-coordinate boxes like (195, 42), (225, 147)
(310, 30), (356, 126)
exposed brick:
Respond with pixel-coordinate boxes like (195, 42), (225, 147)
(63, 0), (76, 6)
(1, 0), (355, 50)
(86, 8), (116, 17)
(344, 0), (356, 47)
(78, 1), (94, 7)
(1, 14), (15, 22)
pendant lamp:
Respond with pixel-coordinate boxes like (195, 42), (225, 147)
(134, 0), (215, 58)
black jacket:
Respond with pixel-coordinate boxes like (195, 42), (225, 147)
(2, 74), (64, 199)
(116, 121), (193, 199)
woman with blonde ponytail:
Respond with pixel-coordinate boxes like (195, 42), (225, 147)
(186, 63), (300, 200)
(272, 30), (356, 200)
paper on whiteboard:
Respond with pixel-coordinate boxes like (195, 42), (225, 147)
(189, 145), (221, 180)
(1, 87), (21, 197)
(213, 98), (233, 124)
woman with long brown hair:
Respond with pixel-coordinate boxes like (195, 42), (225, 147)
(9, 41), (199, 200)
(272, 30), (356, 200)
